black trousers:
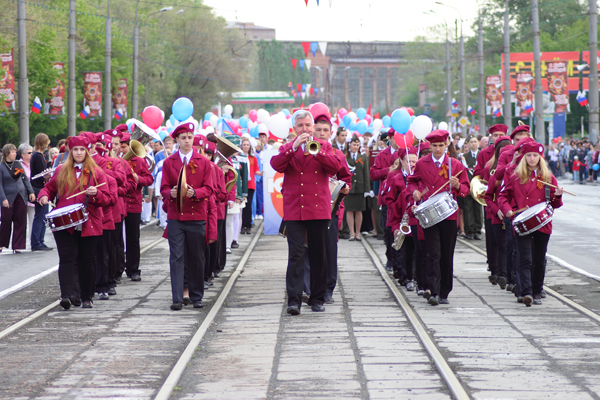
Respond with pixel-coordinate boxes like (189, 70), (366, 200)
(515, 230), (549, 297)
(241, 189), (255, 229)
(108, 224), (119, 288)
(504, 218), (519, 287)
(423, 219), (457, 299)
(381, 206), (396, 269)
(204, 239), (218, 281)
(411, 225), (428, 290)
(124, 212), (141, 276)
(95, 229), (114, 293)
(484, 217), (494, 269)
(397, 235), (415, 283)
(54, 230), (99, 302)
(305, 216), (340, 296)
(340, 211), (350, 237)
(285, 219), (328, 307)
(463, 195), (483, 235)
(217, 218), (226, 270)
(115, 220), (126, 277)
(490, 223), (507, 278)
(168, 219), (206, 303)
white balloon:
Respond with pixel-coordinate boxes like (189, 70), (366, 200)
(205, 126), (215, 134)
(411, 115), (433, 140)
(438, 121), (449, 131)
(267, 114), (289, 139)
(247, 121), (258, 130)
(224, 104), (233, 116)
(209, 114), (219, 128)
(257, 109), (270, 124)
(372, 118), (383, 132)
(347, 112), (357, 122)
(258, 123), (269, 134)
(288, 118), (293, 129)
(165, 120), (173, 129)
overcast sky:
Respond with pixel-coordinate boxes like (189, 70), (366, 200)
(202, 0), (482, 42)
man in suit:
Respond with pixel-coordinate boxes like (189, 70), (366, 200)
(332, 127), (347, 153)
(461, 135), (483, 240)
(271, 110), (341, 315)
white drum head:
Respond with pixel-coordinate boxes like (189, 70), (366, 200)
(513, 202), (547, 224)
(47, 203), (84, 218)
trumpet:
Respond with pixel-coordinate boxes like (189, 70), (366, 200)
(470, 175), (488, 206)
(307, 136), (321, 155)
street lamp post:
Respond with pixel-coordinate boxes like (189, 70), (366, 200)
(503, 0), (512, 133)
(424, 11), (451, 124)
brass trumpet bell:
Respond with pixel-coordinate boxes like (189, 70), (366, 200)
(470, 176), (488, 206)
(123, 139), (146, 161)
(307, 139), (321, 155)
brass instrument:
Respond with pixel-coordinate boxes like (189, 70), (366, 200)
(470, 175), (488, 206)
(307, 137), (321, 155)
(392, 212), (411, 250)
(123, 119), (160, 173)
(224, 167), (238, 193)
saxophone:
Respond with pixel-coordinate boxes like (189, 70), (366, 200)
(392, 212), (411, 250)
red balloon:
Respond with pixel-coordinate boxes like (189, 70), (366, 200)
(394, 130), (414, 149)
(365, 114), (372, 125)
(249, 110), (258, 122)
(142, 106), (164, 130)
(202, 121), (210, 129)
(236, 127), (242, 136)
(407, 108), (415, 116)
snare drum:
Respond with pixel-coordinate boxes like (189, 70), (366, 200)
(329, 178), (346, 216)
(46, 204), (88, 232)
(512, 202), (553, 236)
(414, 192), (458, 229)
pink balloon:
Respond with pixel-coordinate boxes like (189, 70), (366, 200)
(202, 121), (210, 129)
(286, 114), (292, 119)
(142, 106), (164, 130)
(394, 130), (414, 149)
(365, 114), (372, 125)
(236, 127), (242, 136)
(249, 110), (258, 122)
(229, 121), (240, 132)
(338, 108), (348, 119)
(407, 108), (415, 116)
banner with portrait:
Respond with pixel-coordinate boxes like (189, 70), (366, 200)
(262, 149), (284, 235)
(515, 72), (534, 117)
(485, 75), (503, 115)
(0, 49), (16, 111)
(83, 72), (102, 117)
(113, 78), (127, 118)
(547, 61), (569, 114)
(46, 62), (65, 115)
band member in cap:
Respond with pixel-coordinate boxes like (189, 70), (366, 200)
(38, 135), (110, 309)
(120, 127), (154, 282)
(271, 109), (341, 315)
(407, 130), (470, 305)
(498, 141), (563, 307)
(161, 123), (214, 310)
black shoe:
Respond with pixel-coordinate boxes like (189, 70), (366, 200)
(131, 274), (141, 282)
(406, 281), (416, 291)
(82, 300), (93, 308)
(213, 271), (220, 278)
(204, 281), (210, 289)
(60, 298), (71, 310)
(428, 295), (440, 306)
(340, 234), (350, 240)
(98, 292), (109, 300)
(465, 234), (474, 240)
(287, 305), (300, 315)
(400, 279), (408, 287)
(32, 245), (53, 251)
(193, 300), (204, 308)
(170, 302), (183, 310)
(474, 234), (482, 240)
(376, 235), (384, 240)
(497, 276), (507, 290)
(439, 298), (450, 305)
(71, 297), (82, 307)
(115, 277), (122, 284)
(311, 303), (325, 312)
(523, 295), (533, 307)
(141, 221), (147, 226)
(423, 290), (432, 300)
(540, 290), (547, 298)
(231, 241), (239, 249)
(385, 265), (393, 272)
(183, 297), (191, 305)
(246, 228), (251, 235)
(417, 289), (425, 296)
(506, 284), (514, 292)
(393, 270), (400, 279)
(517, 296), (524, 303)
(489, 275), (498, 285)
(302, 293), (310, 304)
(511, 285), (517, 294)
(324, 294), (334, 304)
(108, 287), (117, 296)
(240, 227), (246, 234)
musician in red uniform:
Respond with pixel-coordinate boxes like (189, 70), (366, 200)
(498, 141), (563, 307)
(270, 110), (341, 315)
(120, 128), (154, 282)
(160, 123), (214, 310)
(38, 135), (111, 309)
(407, 130), (470, 305)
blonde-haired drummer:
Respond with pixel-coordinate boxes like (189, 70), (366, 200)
(38, 135), (110, 310)
(498, 141), (563, 307)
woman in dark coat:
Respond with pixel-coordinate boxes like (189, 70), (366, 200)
(344, 135), (371, 241)
(0, 144), (36, 253)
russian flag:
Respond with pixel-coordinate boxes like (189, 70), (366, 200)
(79, 106), (90, 119)
(451, 98), (458, 108)
(31, 96), (42, 114)
(577, 91), (588, 107)
(114, 109), (123, 120)
(493, 108), (502, 118)
(467, 105), (476, 115)
(524, 100), (533, 113)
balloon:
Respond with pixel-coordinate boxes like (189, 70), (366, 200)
(239, 116), (249, 128)
(167, 126), (173, 133)
(367, 127), (374, 134)
(169, 114), (178, 126)
(202, 121), (210, 129)
(172, 97), (194, 121)
(204, 112), (214, 122)
(258, 123), (269, 135)
(249, 109), (258, 122)
(357, 120), (368, 135)
(438, 121), (449, 131)
(410, 115), (416, 123)
(394, 130), (414, 149)
(209, 115), (219, 128)
(356, 108), (367, 120)
(165, 120), (173, 130)
(373, 119), (383, 132)
(205, 126), (215, 134)
(142, 106), (164, 130)
(223, 104), (233, 116)
(342, 114), (352, 128)
(228, 120), (240, 133)
(281, 108), (291, 116)
(407, 107), (415, 116)
(391, 108), (411, 134)
(349, 121), (358, 132)
(159, 131), (167, 140)
(593, 164), (600, 171)
(250, 126), (259, 138)
(365, 114), (372, 126)
(338, 108), (348, 119)
(247, 121), (258, 129)
(411, 115), (433, 140)
(347, 112), (357, 123)
(267, 113), (289, 139)
(257, 109), (270, 124)
(382, 115), (391, 128)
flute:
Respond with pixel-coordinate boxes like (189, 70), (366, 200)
(31, 167), (57, 180)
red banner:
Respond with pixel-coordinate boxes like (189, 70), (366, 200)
(113, 78), (127, 117)
(0, 49), (15, 111)
(501, 52), (579, 92)
(47, 62), (65, 115)
(83, 72), (102, 117)
(515, 72), (534, 117)
(547, 61), (569, 113)
(485, 75), (503, 114)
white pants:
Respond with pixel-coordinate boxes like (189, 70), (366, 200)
(226, 213), (236, 248)
(233, 212), (241, 241)
(141, 201), (152, 222)
(157, 199), (167, 228)
(27, 206), (35, 245)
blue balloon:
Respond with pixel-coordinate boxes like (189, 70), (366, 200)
(349, 121), (358, 131)
(343, 114), (352, 128)
(172, 97), (194, 121)
(357, 120), (368, 135)
(367, 127), (374, 133)
(250, 126), (259, 138)
(159, 131), (167, 140)
(356, 108), (367, 120)
(382, 115), (391, 128)
(281, 109), (290, 116)
(169, 114), (177, 125)
(410, 115), (416, 123)
(167, 126), (174, 133)
(204, 112), (214, 122)
(239, 116), (249, 128)
(593, 163), (600, 171)
(391, 109), (411, 134)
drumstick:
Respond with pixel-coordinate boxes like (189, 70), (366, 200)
(65, 182), (107, 199)
(512, 206), (529, 217)
(429, 170), (464, 198)
(536, 179), (576, 196)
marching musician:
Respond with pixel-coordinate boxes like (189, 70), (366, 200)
(498, 141), (563, 307)
(344, 134), (370, 242)
(38, 135), (110, 309)
(270, 109), (341, 315)
(407, 130), (470, 306)
(160, 123), (214, 310)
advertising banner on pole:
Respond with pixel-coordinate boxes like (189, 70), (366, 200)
(515, 72), (534, 117)
(0, 49), (16, 111)
(547, 61), (569, 114)
(113, 78), (127, 119)
(46, 62), (65, 115)
(83, 72), (102, 117)
(262, 149), (284, 235)
(485, 75), (503, 115)
(501, 52), (579, 92)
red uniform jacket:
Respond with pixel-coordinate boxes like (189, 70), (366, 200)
(125, 156), (154, 214)
(388, 172), (408, 229)
(160, 151), (214, 221)
(333, 148), (352, 223)
(206, 195), (218, 244)
(369, 146), (400, 182)
(114, 157), (136, 219)
(474, 145), (494, 179)
(211, 162), (228, 220)
(91, 152), (108, 170)
(407, 155), (470, 222)
(484, 173), (503, 225)
(101, 174), (118, 230)
(102, 155), (127, 222)
(270, 140), (341, 221)
(39, 165), (110, 237)
(493, 145), (516, 183)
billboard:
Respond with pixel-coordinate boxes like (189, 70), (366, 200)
(46, 62), (65, 115)
(0, 49), (15, 111)
(113, 78), (127, 118)
(547, 61), (569, 114)
(83, 72), (102, 117)
(515, 72), (534, 117)
(501, 52), (580, 92)
(485, 75), (503, 115)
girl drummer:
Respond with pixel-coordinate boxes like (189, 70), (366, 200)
(38, 135), (109, 310)
(498, 141), (563, 307)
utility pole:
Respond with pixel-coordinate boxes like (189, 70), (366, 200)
(504, 0), (512, 133)
(532, 0), (545, 143)
(589, 0), (599, 144)
(67, 0), (76, 137)
(478, 8), (485, 135)
(446, 34), (451, 124)
(132, 2), (140, 120)
(17, 0), (29, 144)
(459, 34), (466, 134)
(104, 0), (112, 130)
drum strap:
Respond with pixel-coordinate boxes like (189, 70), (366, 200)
(545, 185), (551, 203)
(84, 173), (93, 209)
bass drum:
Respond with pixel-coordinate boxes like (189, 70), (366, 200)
(512, 202), (553, 236)
(414, 192), (458, 229)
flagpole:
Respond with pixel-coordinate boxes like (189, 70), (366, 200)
(17, 0), (30, 144)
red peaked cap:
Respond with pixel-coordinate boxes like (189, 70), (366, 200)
(171, 123), (195, 139)
(193, 134), (207, 148)
(425, 129), (449, 143)
(68, 135), (89, 150)
(495, 135), (512, 144)
(204, 141), (217, 153)
(309, 102), (331, 125)
(521, 141), (545, 157)
(511, 124), (530, 139)
(105, 128), (120, 138)
(489, 124), (508, 134)
(515, 136), (536, 152)
(419, 142), (431, 151)
(398, 147), (419, 160)
(94, 132), (106, 144)
(78, 132), (96, 150)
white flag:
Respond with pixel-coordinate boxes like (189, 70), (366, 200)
(305, 59), (312, 71)
(318, 42), (328, 56)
